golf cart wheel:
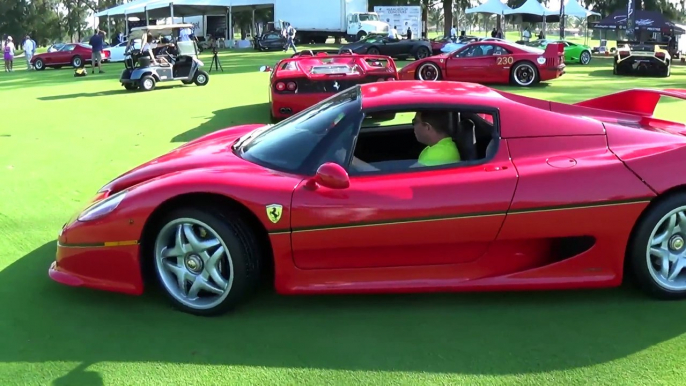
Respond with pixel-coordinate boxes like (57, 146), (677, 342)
(34, 59), (45, 71)
(71, 56), (83, 68)
(415, 47), (430, 60)
(416, 62), (441, 81)
(194, 70), (209, 86)
(510, 61), (539, 87)
(580, 51), (592, 65)
(150, 206), (263, 316)
(662, 63), (671, 77)
(181, 80), (193, 85)
(139, 75), (156, 91)
(627, 193), (686, 300)
(367, 47), (380, 55)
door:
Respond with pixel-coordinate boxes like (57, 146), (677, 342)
(51, 44), (76, 65)
(290, 140), (518, 270)
(445, 43), (498, 82)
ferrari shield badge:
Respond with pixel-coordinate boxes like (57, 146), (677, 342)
(266, 204), (283, 224)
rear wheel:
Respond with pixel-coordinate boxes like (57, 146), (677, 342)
(152, 207), (263, 316)
(367, 47), (380, 55)
(629, 194), (686, 300)
(510, 61), (539, 86)
(71, 56), (83, 68)
(415, 46), (430, 60)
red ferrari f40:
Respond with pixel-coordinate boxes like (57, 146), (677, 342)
(400, 40), (565, 87)
(261, 49), (398, 121)
(50, 81), (686, 316)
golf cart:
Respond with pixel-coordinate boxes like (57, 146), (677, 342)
(119, 24), (209, 91)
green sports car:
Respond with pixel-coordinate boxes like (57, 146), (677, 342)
(526, 39), (593, 65)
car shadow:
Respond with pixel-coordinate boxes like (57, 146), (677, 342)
(37, 85), (186, 101)
(171, 103), (271, 143)
(4, 240), (686, 379)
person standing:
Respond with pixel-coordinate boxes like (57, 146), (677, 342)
(4, 36), (14, 72)
(522, 27), (531, 42)
(283, 23), (297, 53)
(450, 25), (457, 42)
(23, 35), (36, 70)
(89, 30), (105, 74)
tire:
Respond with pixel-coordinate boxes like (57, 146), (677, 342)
(367, 47), (380, 55)
(34, 59), (45, 71)
(139, 75), (156, 91)
(152, 206), (263, 316)
(662, 62), (671, 77)
(416, 62), (442, 81)
(510, 61), (539, 87)
(415, 46), (430, 60)
(628, 194), (686, 300)
(580, 51), (591, 65)
(71, 56), (82, 68)
(194, 70), (209, 86)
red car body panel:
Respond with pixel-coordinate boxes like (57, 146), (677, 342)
(30, 43), (110, 69)
(399, 41), (565, 85)
(50, 81), (686, 299)
(268, 52), (399, 119)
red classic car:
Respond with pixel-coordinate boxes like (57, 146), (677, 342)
(50, 81), (686, 316)
(30, 43), (110, 70)
(400, 40), (565, 87)
(262, 49), (398, 121)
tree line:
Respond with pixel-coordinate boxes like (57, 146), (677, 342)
(0, 0), (683, 45)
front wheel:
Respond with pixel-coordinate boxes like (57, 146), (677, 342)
(415, 46), (430, 60)
(628, 194), (686, 300)
(510, 61), (539, 86)
(139, 75), (156, 91)
(580, 51), (592, 65)
(194, 70), (209, 86)
(152, 207), (263, 316)
(34, 59), (45, 71)
(71, 56), (82, 68)
(367, 47), (380, 55)
(416, 62), (441, 81)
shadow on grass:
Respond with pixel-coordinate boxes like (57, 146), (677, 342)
(37, 85), (187, 100)
(2, 240), (686, 377)
(171, 103), (271, 143)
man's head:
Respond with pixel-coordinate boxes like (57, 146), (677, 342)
(412, 111), (451, 146)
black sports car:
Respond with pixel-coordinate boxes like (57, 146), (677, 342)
(340, 34), (432, 60)
(254, 30), (288, 51)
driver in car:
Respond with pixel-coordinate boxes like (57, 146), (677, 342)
(142, 34), (172, 66)
(348, 111), (461, 172)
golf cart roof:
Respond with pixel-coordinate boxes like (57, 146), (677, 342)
(129, 24), (194, 38)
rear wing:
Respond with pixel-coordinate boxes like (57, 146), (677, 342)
(291, 49), (355, 57)
(574, 88), (686, 117)
(616, 40), (660, 51)
(276, 54), (398, 76)
(543, 42), (564, 56)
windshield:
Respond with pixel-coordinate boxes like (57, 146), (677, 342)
(361, 34), (386, 43)
(359, 14), (380, 22)
(235, 88), (362, 175)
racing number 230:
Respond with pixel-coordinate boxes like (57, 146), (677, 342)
(496, 56), (514, 65)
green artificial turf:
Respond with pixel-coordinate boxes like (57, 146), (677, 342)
(1, 46), (686, 386)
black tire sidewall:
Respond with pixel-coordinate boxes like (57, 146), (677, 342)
(628, 194), (686, 300)
(152, 206), (262, 316)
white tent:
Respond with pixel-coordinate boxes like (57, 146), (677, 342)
(94, 0), (161, 17)
(505, 0), (557, 16)
(551, 0), (600, 18)
(465, 0), (512, 15)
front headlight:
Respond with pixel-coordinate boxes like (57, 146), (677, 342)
(78, 190), (128, 222)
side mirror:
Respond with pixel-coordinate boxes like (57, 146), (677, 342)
(310, 162), (349, 189)
(259, 65), (272, 72)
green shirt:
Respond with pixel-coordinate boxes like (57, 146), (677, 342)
(418, 137), (461, 166)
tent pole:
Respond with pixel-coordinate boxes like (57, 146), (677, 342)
(125, 12), (129, 35)
(107, 15), (111, 37)
(170, 3), (174, 19)
(146, 7), (149, 26)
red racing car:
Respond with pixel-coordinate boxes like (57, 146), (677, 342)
(261, 49), (398, 121)
(400, 40), (565, 87)
(50, 81), (686, 316)
(30, 43), (110, 70)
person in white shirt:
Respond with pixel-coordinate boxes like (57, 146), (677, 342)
(450, 25), (457, 42)
(388, 26), (400, 40)
(522, 27), (531, 42)
(23, 35), (36, 70)
(142, 34), (171, 66)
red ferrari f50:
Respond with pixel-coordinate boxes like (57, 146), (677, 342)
(263, 49), (398, 121)
(50, 81), (686, 316)
(400, 40), (565, 87)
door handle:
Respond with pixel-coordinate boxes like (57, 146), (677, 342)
(484, 165), (508, 171)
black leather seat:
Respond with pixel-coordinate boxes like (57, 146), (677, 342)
(451, 113), (478, 161)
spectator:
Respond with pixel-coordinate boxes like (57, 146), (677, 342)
(88, 30), (105, 74)
(522, 27), (531, 42)
(4, 36), (14, 72)
(23, 35), (36, 70)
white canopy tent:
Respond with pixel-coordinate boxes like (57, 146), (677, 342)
(464, 0), (513, 34)
(95, 0), (274, 47)
(504, 0), (556, 40)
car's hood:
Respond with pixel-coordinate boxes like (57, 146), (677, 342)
(100, 124), (266, 193)
(341, 42), (366, 51)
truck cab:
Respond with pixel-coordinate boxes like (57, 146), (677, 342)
(347, 12), (389, 42)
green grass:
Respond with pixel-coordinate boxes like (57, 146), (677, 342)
(1, 46), (686, 386)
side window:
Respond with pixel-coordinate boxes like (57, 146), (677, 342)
(348, 109), (498, 175)
(61, 44), (76, 52)
(492, 46), (511, 55)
